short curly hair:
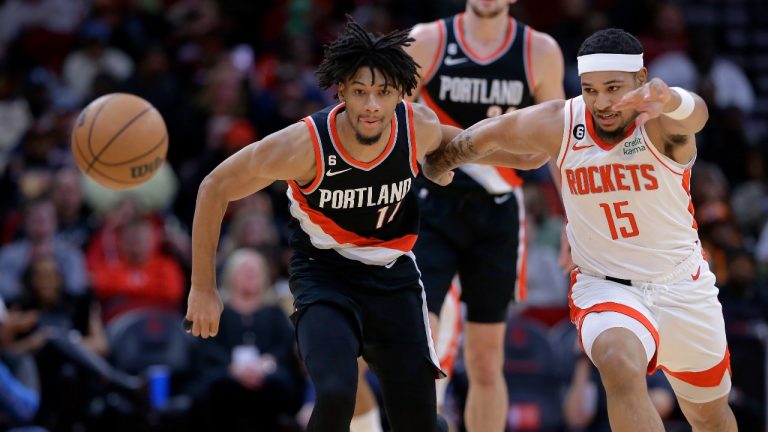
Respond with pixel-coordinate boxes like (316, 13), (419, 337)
(315, 16), (419, 97)
(577, 28), (643, 56)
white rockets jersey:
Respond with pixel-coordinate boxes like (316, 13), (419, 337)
(556, 96), (700, 281)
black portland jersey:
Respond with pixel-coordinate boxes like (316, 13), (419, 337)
(287, 101), (420, 266)
(420, 13), (535, 193)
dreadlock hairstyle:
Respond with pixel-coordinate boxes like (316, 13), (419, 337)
(316, 17), (420, 97)
(577, 28), (643, 57)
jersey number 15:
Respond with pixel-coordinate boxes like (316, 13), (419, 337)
(599, 201), (639, 240)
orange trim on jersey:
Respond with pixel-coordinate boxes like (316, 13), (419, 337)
(439, 283), (463, 376)
(495, 167), (523, 188)
(421, 20), (445, 85)
(516, 211), (528, 300)
(558, 99), (575, 171)
(658, 347), (731, 387)
(568, 270), (660, 373)
(405, 101), (420, 175)
(299, 117), (324, 193)
(456, 14), (515, 63)
(524, 26), (536, 94)
(419, 90), (462, 128)
(329, 104), (397, 169)
(641, 132), (684, 176)
(585, 109), (636, 151)
(288, 181), (417, 252)
(682, 168), (698, 230)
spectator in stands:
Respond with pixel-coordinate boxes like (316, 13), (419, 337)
(0, 67), (32, 182)
(0, 119), (69, 236)
(0, 296), (43, 431)
(0, 197), (88, 300)
(649, 28), (755, 115)
(191, 248), (304, 432)
(61, 19), (134, 101)
(638, 3), (688, 64)
(7, 255), (139, 430)
(219, 208), (279, 262)
(90, 216), (184, 323)
(50, 167), (91, 249)
(719, 250), (767, 325)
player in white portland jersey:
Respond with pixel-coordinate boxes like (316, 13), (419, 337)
(423, 28), (737, 432)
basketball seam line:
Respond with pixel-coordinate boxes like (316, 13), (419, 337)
(74, 133), (144, 185)
(96, 133), (167, 166)
(87, 99), (112, 160)
(85, 106), (153, 174)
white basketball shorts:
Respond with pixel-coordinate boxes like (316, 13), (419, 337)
(568, 259), (731, 403)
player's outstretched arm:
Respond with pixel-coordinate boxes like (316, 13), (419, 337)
(187, 123), (316, 339)
(423, 100), (565, 185)
(612, 77), (708, 135)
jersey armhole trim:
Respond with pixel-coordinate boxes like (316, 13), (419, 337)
(523, 26), (536, 95)
(557, 98), (574, 171)
(640, 127), (685, 176)
(404, 101), (420, 176)
(298, 117), (324, 194)
(421, 20), (446, 86)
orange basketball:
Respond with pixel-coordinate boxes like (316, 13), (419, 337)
(71, 93), (168, 190)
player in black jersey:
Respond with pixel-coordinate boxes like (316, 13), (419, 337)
(184, 17), (544, 432)
(403, 1), (566, 430)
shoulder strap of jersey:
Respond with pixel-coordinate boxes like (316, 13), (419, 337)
(421, 18), (450, 86)
(556, 97), (577, 171)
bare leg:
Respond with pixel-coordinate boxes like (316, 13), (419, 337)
(463, 322), (507, 432)
(591, 328), (663, 432)
(677, 395), (737, 432)
(351, 357), (382, 432)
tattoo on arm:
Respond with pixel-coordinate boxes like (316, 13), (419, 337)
(427, 129), (492, 172)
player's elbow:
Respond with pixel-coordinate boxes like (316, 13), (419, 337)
(519, 153), (550, 170)
(690, 94), (709, 133)
(197, 174), (227, 204)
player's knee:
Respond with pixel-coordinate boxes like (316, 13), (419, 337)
(592, 346), (646, 392)
(465, 347), (504, 386)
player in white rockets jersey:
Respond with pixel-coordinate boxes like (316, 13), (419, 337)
(423, 28), (737, 432)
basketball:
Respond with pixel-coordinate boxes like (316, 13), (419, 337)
(71, 93), (168, 190)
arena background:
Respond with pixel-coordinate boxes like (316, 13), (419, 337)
(0, 0), (765, 431)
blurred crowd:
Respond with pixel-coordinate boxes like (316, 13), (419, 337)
(0, 0), (765, 431)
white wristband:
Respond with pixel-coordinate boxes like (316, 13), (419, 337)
(663, 87), (695, 120)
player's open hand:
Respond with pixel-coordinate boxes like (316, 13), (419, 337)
(611, 78), (672, 127)
(185, 286), (223, 339)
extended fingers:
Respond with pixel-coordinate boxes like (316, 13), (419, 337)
(635, 112), (651, 127)
(612, 88), (644, 110)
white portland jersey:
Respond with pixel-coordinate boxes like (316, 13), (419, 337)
(556, 96), (699, 281)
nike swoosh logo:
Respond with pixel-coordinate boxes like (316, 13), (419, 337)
(326, 168), (352, 177)
(691, 265), (701, 281)
(572, 144), (595, 151)
(493, 194), (511, 204)
(444, 57), (468, 66)
(384, 259), (397, 269)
